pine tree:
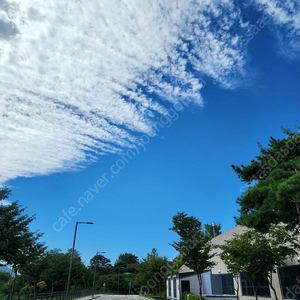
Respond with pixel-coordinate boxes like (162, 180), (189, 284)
(232, 127), (300, 232)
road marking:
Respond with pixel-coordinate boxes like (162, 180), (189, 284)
(108, 296), (114, 300)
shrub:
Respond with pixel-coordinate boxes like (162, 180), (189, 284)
(20, 284), (34, 294)
(182, 292), (205, 300)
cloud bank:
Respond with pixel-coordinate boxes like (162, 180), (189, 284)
(0, 0), (285, 184)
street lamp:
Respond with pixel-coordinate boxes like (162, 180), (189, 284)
(91, 251), (106, 298)
(117, 267), (124, 295)
(212, 222), (215, 237)
(65, 221), (94, 300)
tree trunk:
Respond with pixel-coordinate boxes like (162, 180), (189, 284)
(294, 198), (300, 228)
(197, 273), (202, 299)
(251, 280), (258, 300)
(234, 275), (240, 300)
(159, 281), (161, 297)
(9, 269), (18, 300)
(268, 274), (278, 300)
(33, 281), (36, 298)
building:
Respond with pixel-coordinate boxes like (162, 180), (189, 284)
(166, 225), (300, 300)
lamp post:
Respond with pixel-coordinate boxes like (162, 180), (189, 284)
(65, 221), (93, 300)
(117, 267), (124, 295)
(91, 251), (106, 298)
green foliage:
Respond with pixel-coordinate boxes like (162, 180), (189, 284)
(96, 272), (135, 294)
(0, 272), (10, 285)
(16, 248), (93, 293)
(90, 254), (112, 275)
(142, 290), (167, 298)
(204, 223), (221, 239)
(0, 188), (10, 204)
(135, 248), (168, 296)
(182, 291), (205, 300)
(219, 226), (299, 300)
(42, 249), (89, 290)
(169, 212), (216, 298)
(0, 189), (46, 299)
(0, 271), (10, 294)
(166, 254), (184, 275)
(0, 193), (46, 273)
(20, 254), (47, 292)
(40, 249), (69, 290)
(91, 252), (140, 294)
(96, 274), (117, 292)
(114, 252), (139, 274)
(19, 283), (34, 294)
(232, 127), (300, 232)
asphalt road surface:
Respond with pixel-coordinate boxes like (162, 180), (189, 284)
(99, 295), (149, 300)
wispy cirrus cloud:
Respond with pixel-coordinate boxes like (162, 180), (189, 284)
(252, 0), (300, 59)
(0, 0), (248, 185)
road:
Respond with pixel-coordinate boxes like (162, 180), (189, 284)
(74, 294), (150, 300)
(99, 295), (149, 300)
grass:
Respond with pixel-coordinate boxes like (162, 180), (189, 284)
(142, 291), (166, 299)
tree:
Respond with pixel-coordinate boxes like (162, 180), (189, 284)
(64, 249), (90, 290)
(169, 212), (216, 299)
(232, 127), (300, 233)
(96, 273), (118, 293)
(26, 249), (90, 292)
(90, 254), (112, 275)
(0, 271), (11, 294)
(112, 253), (139, 294)
(219, 226), (299, 300)
(0, 189), (46, 299)
(114, 253), (139, 274)
(167, 254), (185, 275)
(0, 188), (10, 206)
(20, 254), (47, 294)
(136, 248), (168, 296)
(40, 249), (70, 291)
(204, 223), (221, 239)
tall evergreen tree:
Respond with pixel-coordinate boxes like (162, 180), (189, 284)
(232, 127), (300, 232)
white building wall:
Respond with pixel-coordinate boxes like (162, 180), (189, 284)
(167, 274), (180, 300)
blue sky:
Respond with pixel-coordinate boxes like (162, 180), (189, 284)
(1, 0), (300, 265)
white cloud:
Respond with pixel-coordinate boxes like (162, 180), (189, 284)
(252, 0), (300, 59)
(0, 0), (248, 184)
(0, 199), (11, 206)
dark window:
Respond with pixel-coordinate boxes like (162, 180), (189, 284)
(222, 273), (235, 295)
(241, 273), (270, 297)
(181, 280), (190, 293)
(279, 265), (300, 300)
(168, 278), (171, 297)
(173, 277), (177, 298)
